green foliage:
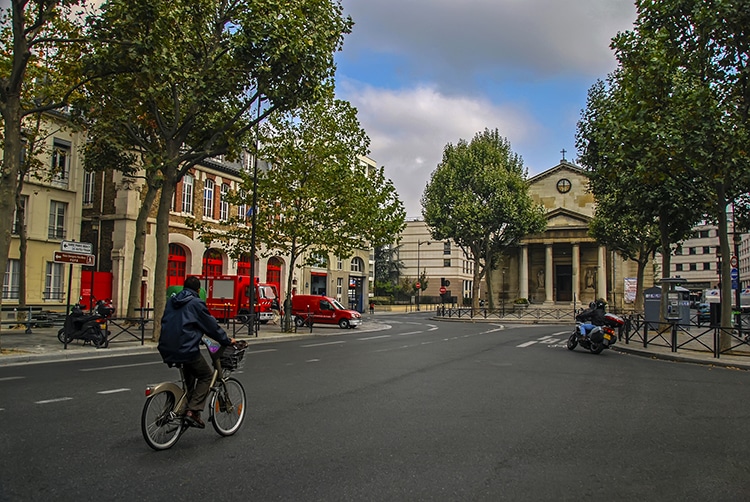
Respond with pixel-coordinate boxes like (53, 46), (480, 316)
(422, 128), (546, 308)
(192, 90), (405, 309)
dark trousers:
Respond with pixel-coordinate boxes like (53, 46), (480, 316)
(183, 354), (214, 412)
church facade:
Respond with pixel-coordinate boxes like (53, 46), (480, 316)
(487, 160), (651, 311)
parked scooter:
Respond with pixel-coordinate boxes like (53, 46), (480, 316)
(57, 299), (115, 348)
(567, 311), (624, 354)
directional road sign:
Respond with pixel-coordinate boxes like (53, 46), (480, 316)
(54, 251), (95, 266)
(61, 240), (93, 255)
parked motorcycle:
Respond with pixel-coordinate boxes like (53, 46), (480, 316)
(567, 311), (624, 354)
(57, 299), (115, 348)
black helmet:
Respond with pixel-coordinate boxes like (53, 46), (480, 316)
(589, 301), (596, 309)
(595, 298), (607, 309)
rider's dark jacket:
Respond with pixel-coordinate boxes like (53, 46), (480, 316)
(575, 305), (607, 326)
(158, 288), (232, 364)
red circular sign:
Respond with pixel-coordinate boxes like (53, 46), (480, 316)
(731, 255), (739, 268)
(415, 282), (421, 289)
(439, 287), (447, 294)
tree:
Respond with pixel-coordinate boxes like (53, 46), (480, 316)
(374, 243), (403, 297)
(192, 91), (405, 331)
(576, 74), (702, 312)
(422, 129), (546, 309)
(0, 1), (88, 344)
(78, 0), (353, 337)
(604, 1), (750, 339)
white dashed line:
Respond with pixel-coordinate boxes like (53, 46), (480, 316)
(516, 341), (538, 348)
(248, 349), (277, 354)
(0, 376), (25, 382)
(97, 388), (130, 395)
(80, 361), (161, 372)
(306, 359), (320, 363)
(398, 331), (422, 336)
(36, 397), (73, 404)
(301, 341), (346, 347)
(357, 335), (391, 341)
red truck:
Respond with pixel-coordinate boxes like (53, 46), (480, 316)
(186, 275), (279, 323)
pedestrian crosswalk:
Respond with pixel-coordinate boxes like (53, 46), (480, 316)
(516, 332), (571, 348)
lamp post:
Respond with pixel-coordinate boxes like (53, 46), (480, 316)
(416, 240), (430, 311)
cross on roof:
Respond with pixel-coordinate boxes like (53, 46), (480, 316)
(560, 148), (567, 161)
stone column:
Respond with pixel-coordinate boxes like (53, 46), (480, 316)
(572, 243), (580, 304)
(545, 244), (554, 303)
(520, 245), (529, 300)
(598, 245), (607, 300)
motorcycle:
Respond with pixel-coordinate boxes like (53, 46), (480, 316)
(567, 311), (624, 354)
(57, 299), (115, 348)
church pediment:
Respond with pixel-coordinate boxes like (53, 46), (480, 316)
(528, 160), (596, 221)
(546, 207), (591, 229)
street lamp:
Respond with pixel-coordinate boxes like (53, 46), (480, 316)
(416, 240), (431, 311)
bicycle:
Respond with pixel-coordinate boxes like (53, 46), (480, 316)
(141, 339), (248, 450)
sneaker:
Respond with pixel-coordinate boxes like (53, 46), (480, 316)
(185, 410), (205, 429)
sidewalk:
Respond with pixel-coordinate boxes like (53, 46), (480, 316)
(0, 315), (390, 367)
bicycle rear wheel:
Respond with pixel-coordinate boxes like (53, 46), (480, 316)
(209, 377), (246, 436)
(141, 390), (184, 450)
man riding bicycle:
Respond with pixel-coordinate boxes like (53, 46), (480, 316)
(158, 276), (236, 429)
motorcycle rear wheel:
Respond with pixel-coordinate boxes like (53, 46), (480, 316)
(566, 333), (578, 350)
(589, 342), (604, 355)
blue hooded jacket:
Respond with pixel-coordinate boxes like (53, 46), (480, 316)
(158, 288), (231, 364)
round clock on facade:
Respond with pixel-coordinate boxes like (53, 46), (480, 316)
(556, 178), (571, 194)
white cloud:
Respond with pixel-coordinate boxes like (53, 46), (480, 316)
(341, 0), (636, 84)
(339, 82), (539, 218)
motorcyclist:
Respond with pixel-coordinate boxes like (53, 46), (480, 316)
(576, 298), (607, 337)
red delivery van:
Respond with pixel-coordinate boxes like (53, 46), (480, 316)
(291, 294), (362, 329)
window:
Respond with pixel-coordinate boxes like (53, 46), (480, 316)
(337, 277), (343, 296)
(689, 263), (697, 271)
(703, 262), (711, 271)
(350, 257), (364, 272)
(674, 247), (683, 255)
(443, 242), (451, 255)
(203, 178), (215, 218)
(237, 189), (247, 222)
(220, 184), (230, 221)
(337, 257), (343, 270)
(444, 259), (451, 267)
(310, 252), (328, 268)
(181, 175), (194, 213)
(703, 246), (710, 254)
(699, 230), (710, 238)
(675, 264), (683, 272)
(51, 139), (71, 186)
(689, 247), (696, 255)
(48, 200), (67, 240)
(83, 171), (96, 205)
(3, 259), (20, 300)
(44, 262), (65, 300)
(12, 196), (27, 235)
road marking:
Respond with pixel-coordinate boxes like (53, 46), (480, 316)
(97, 388), (130, 395)
(306, 359), (320, 363)
(80, 361), (161, 372)
(301, 341), (346, 347)
(357, 335), (391, 341)
(516, 341), (538, 348)
(551, 331), (569, 336)
(248, 349), (277, 354)
(0, 376), (25, 382)
(36, 397), (73, 404)
(398, 331), (422, 336)
(539, 338), (562, 345)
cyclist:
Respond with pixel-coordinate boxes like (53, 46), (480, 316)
(158, 276), (236, 429)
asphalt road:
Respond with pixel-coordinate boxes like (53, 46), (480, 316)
(1, 314), (749, 501)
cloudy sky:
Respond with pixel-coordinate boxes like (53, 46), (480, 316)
(335, 0), (638, 219)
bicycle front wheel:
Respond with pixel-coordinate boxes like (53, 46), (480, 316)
(209, 377), (246, 436)
(141, 390), (183, 450)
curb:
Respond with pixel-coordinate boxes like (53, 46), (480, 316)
(613, 344), (750, 371)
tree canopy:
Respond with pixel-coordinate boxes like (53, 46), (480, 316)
(77, 0), (353, 333)
(422, 129), (546, 309)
